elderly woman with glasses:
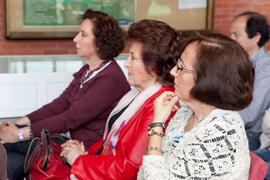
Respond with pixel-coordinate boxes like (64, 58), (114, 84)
(58, 19), (181, 180)
(138, 31), (255, 179)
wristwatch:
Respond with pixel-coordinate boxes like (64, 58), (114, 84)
(148, 128), (164, 137)
(18, 128), (24, 141)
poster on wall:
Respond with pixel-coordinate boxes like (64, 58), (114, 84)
(6, 0), (135, 39)
(22, 0), (135, 27)
(6, 0), (213, 39)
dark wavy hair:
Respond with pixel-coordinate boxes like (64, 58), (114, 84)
(181, 31), (254, 110)
(82, 9), (125, 59)
(127, 19), (181, 86)
(235, 11), (269, 47)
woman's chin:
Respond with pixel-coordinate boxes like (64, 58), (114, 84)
(77, 53), (83, 58)
(76, 50), (83, 56)
(127, 80), (134, 87)
(174, 92), (181, 99)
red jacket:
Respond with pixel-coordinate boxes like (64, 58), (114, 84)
(70, 86), (175, 180)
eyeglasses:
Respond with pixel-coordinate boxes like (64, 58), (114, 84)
(176, 58), (195, 74)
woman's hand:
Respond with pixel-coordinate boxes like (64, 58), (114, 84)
(14, 117), (30, 126)
(0, 120), (19, 143)
(61, 140), (88, 166)
(153, 91), (179, 123)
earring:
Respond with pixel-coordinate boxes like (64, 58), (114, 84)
(147, 74), (152, 80)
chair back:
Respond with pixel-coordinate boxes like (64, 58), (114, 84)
(249, 152), (268, 180)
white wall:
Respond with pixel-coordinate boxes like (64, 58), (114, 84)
(0, 54), (128, 118)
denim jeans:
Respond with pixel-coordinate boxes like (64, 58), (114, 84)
(246, 131), (261, 151)
(253, 148), (270, 180)
(4, 137), (68, 180)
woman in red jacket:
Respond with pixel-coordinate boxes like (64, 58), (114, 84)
(60, 19), (182, 180)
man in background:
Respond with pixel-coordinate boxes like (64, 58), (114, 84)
(230, 11), (270, 151)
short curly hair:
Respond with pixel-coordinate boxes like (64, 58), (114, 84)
(82, 9), (125, 59)
(235, 11), (269, 47)
(181, 31), (254, 110)
(127, 19), (181, 86)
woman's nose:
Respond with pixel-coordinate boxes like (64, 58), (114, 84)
(73, 33), (79, 43)
(124, 58), (130, 68)
(170, 66), (177, 77)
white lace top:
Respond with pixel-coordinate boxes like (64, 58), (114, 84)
(138, 106), (250, 180)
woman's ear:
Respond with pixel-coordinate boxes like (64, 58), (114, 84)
(148, 70), (157, 81)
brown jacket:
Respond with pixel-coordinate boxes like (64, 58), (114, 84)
(0, 142), (7, 180)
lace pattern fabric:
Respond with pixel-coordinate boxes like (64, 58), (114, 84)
(138, 106), (250, 180)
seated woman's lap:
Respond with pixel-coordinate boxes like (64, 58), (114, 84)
(7, 152), (25, 180)
(4, 140), (32, 155)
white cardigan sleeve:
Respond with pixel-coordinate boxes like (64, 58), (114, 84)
(138, 109), (250, 180)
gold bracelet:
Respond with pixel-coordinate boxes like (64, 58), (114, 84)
(148, 128), (165, 137)
(145, 147), (163, 153)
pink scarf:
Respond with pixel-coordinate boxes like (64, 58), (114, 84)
(101, 84), (162, 155)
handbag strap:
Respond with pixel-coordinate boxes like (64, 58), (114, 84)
(40, 129), (50, 171)
(24, 136), (42, 174)
(24, 129), (66, 174)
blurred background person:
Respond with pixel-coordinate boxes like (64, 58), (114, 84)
(230, 11), (270, 151)
(138, 31), (254, 179)
(0, 9), (130, 180)
(60, 19), (181, 180)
